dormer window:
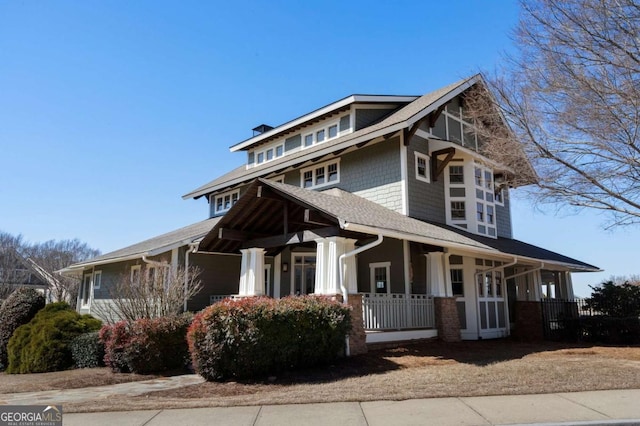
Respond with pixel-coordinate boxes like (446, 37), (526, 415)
(300, 159), (340, 189)
(302, 119), (342, 150)
(213, 190), (240, 214)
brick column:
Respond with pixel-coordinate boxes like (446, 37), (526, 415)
(331, 293), (367, 356)
(434, 297), (461, 342)
(512, 301), (544, 341)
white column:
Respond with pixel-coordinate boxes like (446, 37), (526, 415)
(426, 252), (446, 297)
(565, 272), (575, 299)
(533, 269), (543, 301)
(238, 248), (266, 296)
(315, 237), (356, 295)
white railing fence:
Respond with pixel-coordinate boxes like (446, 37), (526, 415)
(361, 293), (434, 330)
(209, 295), (231, 304)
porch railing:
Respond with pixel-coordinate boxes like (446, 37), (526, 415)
(209, 295), (231, 304)
(361, 293), (434, 330)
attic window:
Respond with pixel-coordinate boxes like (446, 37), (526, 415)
(213, 190), (240, 214)
(300, 159), (340, 189)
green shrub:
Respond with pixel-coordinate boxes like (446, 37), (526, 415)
(6, 302), (101, 373)
(100, 314), (192, 374)
(585, 281), (640, 317)
(187, 296), (351, 381)
(71, 331), (105, 368)
(0, 288), (46, 370)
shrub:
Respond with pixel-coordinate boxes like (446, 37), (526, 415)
(0, 288), (46, 370)
(71, 331), (105, 368)
(100, 314), (192, 374)
(187, 296), (351, 381)
(585, 281), (640, 317)
(6, 302), (101, 373)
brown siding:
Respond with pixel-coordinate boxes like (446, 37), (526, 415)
(189, 253), (241, 311)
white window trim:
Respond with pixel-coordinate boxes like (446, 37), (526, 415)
(269, 174), (285, 183)
(213, 189), (240, 214)
(93, 270), (102, 289)
(299, 159), (340, 189)
(369, 261), (391, 294)
(414, 152), (431, 183)
(253, 143), (284, 166)
(130, 265), (141, 283)
(81, 273), (92, 307)
(291, 253), (316, 295)
(301, 119), (342, 150)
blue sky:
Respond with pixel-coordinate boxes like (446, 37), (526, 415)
(1, 1), (637, 297)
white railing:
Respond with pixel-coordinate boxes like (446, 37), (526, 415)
(361, 293), (434, 330)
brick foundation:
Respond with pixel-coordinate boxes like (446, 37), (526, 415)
(434, 297), (461, 342)
(512, 301), (544, 341)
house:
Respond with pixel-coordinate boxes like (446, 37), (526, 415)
(62, 75), (599, 353)
(0, 248), (60, 302)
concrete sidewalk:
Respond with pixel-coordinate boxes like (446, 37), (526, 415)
(60, 389), (640, 426)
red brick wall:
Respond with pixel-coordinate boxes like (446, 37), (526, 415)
(434, 297), (461, 342)
(512, 301), (544, 341)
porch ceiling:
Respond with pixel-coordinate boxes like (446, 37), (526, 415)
(198, 181), (367, 254)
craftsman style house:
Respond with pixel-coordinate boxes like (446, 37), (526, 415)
(63, 75), (598, 353)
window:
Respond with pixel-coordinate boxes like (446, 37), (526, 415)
(266, 149), (273, 161)
(487, 205), (494, 224)
(304, 134), (313, 147)
(476, 202), (484, 221)
(449, 165), (464, 183)
(316, 129), (325, 143)
(300, 160), (340, 189)
(495, 188), (504, 204)
(328, 124), (338, 138)
(81, 274), (92, 306)
(130, 265), (141, 284)
(369, 262), (391, 294)
(475, 167), (482, 186)
(451, 201), (466, 220)
(213, 190), (240, 214)
(451, 269), (464, 296)
(93, 270), (102, 289)
(415, 152), (430, 182)
(484, 171), (493, 189)
(147, 265), (169, 290)
(257, 152), (264, 164)
(275, 145), (284, 157)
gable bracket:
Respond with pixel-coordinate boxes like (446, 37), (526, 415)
(431, 147), (456, 182)
(403, 116), (430, 146)
(428, 104), (447, 128)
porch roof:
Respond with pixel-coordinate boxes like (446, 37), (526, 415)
(60, 217), (221, 274)
(199, 179), (599, 272)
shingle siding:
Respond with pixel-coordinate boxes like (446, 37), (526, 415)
(285, 134), (302, 152)
(356, 238), (405, 294)
(496, 189), (513, 238)
(355, 108), (396, 130)
(406, 135), (447, 224)
(188, 253), (241, 311)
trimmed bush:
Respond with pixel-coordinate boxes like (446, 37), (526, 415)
(6, 302), (101, 373)
(187, 296), (351, 381)
(0, 288), (46, 370)
(100, 314), (192, 374)
(71, 331), (105, 368)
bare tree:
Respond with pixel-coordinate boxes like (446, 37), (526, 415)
(0, 231), (101, 305)
(92, 265), (203, 323)
(28, 239), (100, 306)
(466, 0), (640, 227)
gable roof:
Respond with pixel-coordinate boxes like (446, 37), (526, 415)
(60, 217), (221, 273)
(183, 75), (482, 201)
(0, 248), (60, 289)
(201, 179), (599, 272)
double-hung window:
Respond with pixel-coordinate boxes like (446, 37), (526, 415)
(415, 152), (430, 182)
(300, 160), (340, 189)
(213, 190), (240, 214)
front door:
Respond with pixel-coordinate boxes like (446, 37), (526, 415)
(293, 255), (316, 295)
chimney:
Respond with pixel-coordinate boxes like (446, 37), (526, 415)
(252, 124), (274, 136)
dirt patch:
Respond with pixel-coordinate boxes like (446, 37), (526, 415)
(58, 340), (640, 413)
(0, 368), (160, 393)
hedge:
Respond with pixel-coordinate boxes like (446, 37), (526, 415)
(71, 331), (105, 368)
(100, 314), (192, 374)
(187, 296), (351, 381)
(7, 302), (102, 373)
(0, 288), (46, 370)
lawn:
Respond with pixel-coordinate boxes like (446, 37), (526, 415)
(3, 340), (640, 413)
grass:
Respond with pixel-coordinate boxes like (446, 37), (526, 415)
(3, 340), (640, 413)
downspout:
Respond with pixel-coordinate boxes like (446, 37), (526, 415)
(183, 244), (198, 312)
(338, 234), (383, 357)
(474, 257), (518, 340)
(141, 255), (166, 267)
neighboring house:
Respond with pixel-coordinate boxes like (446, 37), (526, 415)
(0, 248), (59, 301)
(62, 75), (599, 353)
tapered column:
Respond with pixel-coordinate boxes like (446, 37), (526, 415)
(315, 237), (357, 295)
(238, 248), (266, 296)
(426, 252), (446, 297)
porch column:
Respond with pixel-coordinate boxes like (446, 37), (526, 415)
(565, 272), (575, 299)
(238, 248), (266, 296)
(426, 252), (446, 297)
(315, 237), (357, 295)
